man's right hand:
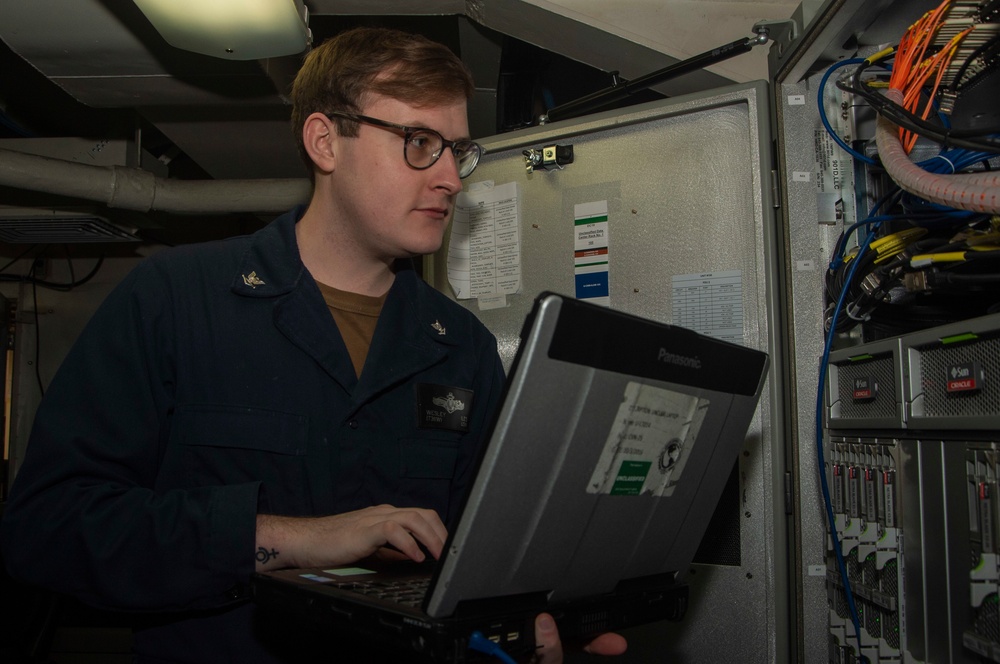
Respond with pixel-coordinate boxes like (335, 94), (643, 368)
(254, 505), (448, 571)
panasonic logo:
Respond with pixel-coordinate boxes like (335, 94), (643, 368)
(658, 348), (701, 369)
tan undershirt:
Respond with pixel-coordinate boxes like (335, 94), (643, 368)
(317, 281), (387, 378)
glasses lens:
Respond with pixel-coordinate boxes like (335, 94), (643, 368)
(403, 129), (482, 178)
(404, 130), (443, 169)
(453, 141), (482, 178)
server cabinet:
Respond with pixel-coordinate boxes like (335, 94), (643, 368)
(777, 0), (1000, 662)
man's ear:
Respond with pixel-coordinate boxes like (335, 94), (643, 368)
(302, 112), (337, 174)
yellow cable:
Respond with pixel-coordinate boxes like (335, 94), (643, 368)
(871, 228), (927, 263)
(965, 232), (1000, 247)
(911, 251), (967, 264)
(871, 228), (925, 251)
(865, 47), (896, 65)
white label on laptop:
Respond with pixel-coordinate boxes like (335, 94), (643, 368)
(322, 567), (377, 576)
(587, 382), (709, 497)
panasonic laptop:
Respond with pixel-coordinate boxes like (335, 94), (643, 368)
(252, 292), (769, 661)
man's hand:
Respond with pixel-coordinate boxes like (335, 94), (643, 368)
(532, 613), (627, 663)
(254, 504), (448, 571)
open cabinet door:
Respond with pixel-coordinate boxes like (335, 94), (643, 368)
(430, 82), (790, 664)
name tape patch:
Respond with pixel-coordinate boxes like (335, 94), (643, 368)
(416, 384), (474, 432)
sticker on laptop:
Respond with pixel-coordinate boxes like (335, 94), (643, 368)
(587, 382), (709, 497)
(322, 567), (377, 576)
(299, 573), (334, 583)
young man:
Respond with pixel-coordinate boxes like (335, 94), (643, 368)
(1, 26), (624, 663)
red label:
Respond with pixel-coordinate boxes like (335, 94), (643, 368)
(946, 378), (977, 393)
(946, 362), (981, 393)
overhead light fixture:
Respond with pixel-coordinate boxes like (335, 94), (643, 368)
(133, 0), (312, 61)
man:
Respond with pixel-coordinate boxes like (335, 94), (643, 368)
(1, 26), (625, 663)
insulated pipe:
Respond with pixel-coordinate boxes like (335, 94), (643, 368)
(0, 148), (312, 214)
(874, 89), (1000, 214)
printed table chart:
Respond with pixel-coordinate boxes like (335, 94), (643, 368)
(671, 271), (744, 343)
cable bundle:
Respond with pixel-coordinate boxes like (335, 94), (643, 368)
(819, 0), (1000, 334)
(833, 2), (1000, 155)
(888, 1), (977, 152)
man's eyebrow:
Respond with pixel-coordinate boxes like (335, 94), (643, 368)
(405, 121), (472, 142)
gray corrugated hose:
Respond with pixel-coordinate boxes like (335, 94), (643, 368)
(874, 89), (1000, 214)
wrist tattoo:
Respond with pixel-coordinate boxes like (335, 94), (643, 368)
(256, 547), (280, 564)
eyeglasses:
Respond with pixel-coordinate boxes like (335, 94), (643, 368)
(325, 111), (483, 179)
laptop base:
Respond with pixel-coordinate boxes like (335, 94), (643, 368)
(252, 571), (688, 662)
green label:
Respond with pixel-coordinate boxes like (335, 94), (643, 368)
(610, 460), (651, 495)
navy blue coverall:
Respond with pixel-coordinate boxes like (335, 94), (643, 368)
(0, 208), (506, 662)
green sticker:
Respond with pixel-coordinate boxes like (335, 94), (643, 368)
(610, 460), (651, 495)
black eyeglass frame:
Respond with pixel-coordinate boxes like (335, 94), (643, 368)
(325, 111), (483, 179)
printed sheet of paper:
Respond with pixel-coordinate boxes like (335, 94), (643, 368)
(671, 271), (744, 343)
(448, 181), (521, 300)
(587, 382), (710, 497)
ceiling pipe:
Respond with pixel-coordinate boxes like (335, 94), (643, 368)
(0, 148), (311, 214)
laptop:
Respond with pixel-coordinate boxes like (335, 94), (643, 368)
(251, 292), (769, 661)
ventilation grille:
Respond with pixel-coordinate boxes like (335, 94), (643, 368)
(916, 336), (1000, 419)
(831, 352), (897, 420)
(0, 217), (139, 243)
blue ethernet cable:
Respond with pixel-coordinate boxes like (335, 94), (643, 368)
(468, 631), (519, 664)
(818, 58), (877, 166)
(817, 220), (882, 664)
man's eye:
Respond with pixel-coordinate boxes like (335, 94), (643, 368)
(408, 134), (434, 151)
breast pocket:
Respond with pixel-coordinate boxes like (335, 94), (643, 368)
(396, 437), (460, 517)
(163, 404), (309, 490)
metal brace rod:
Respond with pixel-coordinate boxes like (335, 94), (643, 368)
(538, 27), (773, 125)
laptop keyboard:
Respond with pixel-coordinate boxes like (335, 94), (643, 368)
(331, 577), (430, 607)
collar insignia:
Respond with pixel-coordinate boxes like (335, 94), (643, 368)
(242, 271), (266, 289)
(431, 320), (446, 336)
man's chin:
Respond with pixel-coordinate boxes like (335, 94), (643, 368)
(407, 235), (447, 258)
(395, 244), (443, 262)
